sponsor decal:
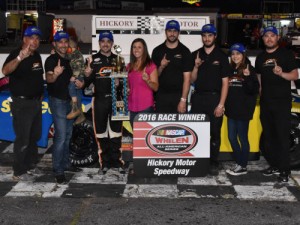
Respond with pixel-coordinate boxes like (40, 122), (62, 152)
(146, 124), (198, 155)
(98, 67), (113, 76)
(263, 58), (276, 67)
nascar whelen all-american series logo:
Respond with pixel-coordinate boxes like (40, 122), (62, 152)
(145, 124), (198, 155)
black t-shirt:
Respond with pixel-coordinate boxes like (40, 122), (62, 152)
(225, 65), (259, 120)
(85, 52), (117, 97)
(255, 47), (298, 101)
(4, 48), (44, 97)
(152, 41), (193, 93)
(192, 47), (231, 93)
(45, 53), (72, 100)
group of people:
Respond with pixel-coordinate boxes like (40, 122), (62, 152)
(2, 19), (298, 184)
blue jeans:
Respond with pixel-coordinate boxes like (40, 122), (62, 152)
(49, 97), (73, 175)
(130, 106), (154, 129)
(227, 118), (250, 168)
(68, 77), (83, 107)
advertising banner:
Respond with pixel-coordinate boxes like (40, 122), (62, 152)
(133, 113), (210, 177)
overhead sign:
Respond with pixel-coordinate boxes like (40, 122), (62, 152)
(133, 113), (210, 177)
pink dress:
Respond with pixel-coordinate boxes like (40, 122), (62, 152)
(127, 62), (157, 112)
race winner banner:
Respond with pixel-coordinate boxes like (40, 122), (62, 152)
(133, 113), (210, 177)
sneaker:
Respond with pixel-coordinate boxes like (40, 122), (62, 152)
(277, 171), (290, 183)
(226, 165), (247, 176)
(65, 166), (82, 173)
(118, 167), (126, 174)
(12, 173), (34, 181)
(98, 167), (109, 175)
(262, 167), (280, 176)
(27, 168), (44, 176)
(55, 174), (67, 184)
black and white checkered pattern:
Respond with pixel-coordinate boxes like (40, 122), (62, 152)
(137, 17), (151, 32)
(1, 141), (300, 200)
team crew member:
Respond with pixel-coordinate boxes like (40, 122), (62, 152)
(255, 26), (298, 182)
(152, 20), (193, 113)
(45, 31), (83, 184)
(84, 31), (124, 174)
(2, 26), (44, 181)
(191, 24), (231, 175)
(225, 43), (259, 176)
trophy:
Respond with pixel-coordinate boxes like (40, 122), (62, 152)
(111, 44), (129, 121)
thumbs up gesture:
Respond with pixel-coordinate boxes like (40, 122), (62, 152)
(243, 64), (250, 76)
(84, 55), (93, 77)
(142, 68), (149, 82)
(160, 54), (170, 69)
(53, 59), (64, 77)
(194, 51), (203, 68)
(273, 61), (283, 76)
(18, 45), (31, 60)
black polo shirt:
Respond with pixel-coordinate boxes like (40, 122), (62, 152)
(255, 47), (298, 101)
(3, 48), (44, 98)
(45, 53), (72, 100)
(192, 46), (231, 93)
(152, 41), (193, 93)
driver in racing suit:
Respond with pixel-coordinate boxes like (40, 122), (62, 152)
(84, 31), (124, 174)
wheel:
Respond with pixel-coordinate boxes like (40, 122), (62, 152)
(259, 114), (300, 169)
(69, 119), (98, 167)
(289, 114), (300, 168)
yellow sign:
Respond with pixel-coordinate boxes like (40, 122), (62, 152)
(182, 0), (201, 5)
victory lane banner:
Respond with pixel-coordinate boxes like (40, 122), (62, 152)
(133, 113), (210, 177)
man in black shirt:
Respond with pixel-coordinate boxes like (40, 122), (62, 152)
(45, 31), (84, 184)
(84, 31), (124, 175)
(152, 20), (193, 113)
(191, 24), (231, 175)
(255, 26), (299, 182)
(2, 26), (44, 181)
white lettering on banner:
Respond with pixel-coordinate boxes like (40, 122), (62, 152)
(147, 159), (174, 167)
(154, 168), (190, 176)
(178, 114), (206, 121)
(175, 159), (196, 166)
(157, 114), (176, 121)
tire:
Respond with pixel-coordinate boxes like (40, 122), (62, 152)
(69, 119), (98, 167)
(259, 114), (300, 169)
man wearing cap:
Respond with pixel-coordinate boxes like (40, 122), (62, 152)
(152, 20), (193, 113)
(45, 31), (84, 184)
(84, 31), (124, 175)
(2, 26), (44, 181)
(191, 24), (231, 175)
(255, 26), (298, 182)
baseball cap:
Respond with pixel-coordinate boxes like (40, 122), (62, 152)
(99, 31), (114, 41)
(165, 20), (180, 31)
(201, 24), (217, 35)
(263, 26), (278, 36)
(229, 43), (246, 54)
(53, 31), (69, 42)
(24, 26), (42, 37)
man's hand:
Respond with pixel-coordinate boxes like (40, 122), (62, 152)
(194, 51), (203, 69)
(75, 79), (84, 89)
(273, 61), (283, 77)
(18, 45), (31, 60)
(177, 99), (187, 114)
(54, 59), (64, 77)
(160, 54), (170, 69)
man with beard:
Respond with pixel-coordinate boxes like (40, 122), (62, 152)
(190, 24), (231, 175)
(2, 26), (44, 181)
(45, 31), (84, 184)
(152, 20), (193, 113)
(255, 26), (298, 182)
(84, 31), (124, 175)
